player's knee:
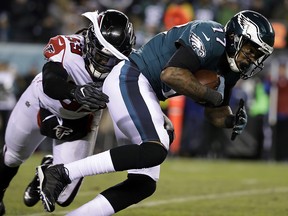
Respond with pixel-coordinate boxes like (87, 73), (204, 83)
(140, 142), (167, 167)
(128, 173), (157, 201)
(103, 173), (157, 212)
(3, 148), (23, 167)
(110, 142), (168, 171)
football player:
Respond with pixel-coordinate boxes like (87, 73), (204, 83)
(0, 9), (135, 215)
(37, 10), (274, 215)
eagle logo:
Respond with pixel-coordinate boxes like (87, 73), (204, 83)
(189, 32), (206, 58)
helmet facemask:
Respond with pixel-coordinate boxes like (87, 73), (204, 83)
(83, 25), (120, 80)
(227, 35), (269, 79)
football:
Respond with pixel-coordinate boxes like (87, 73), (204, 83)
(194, 69), (220, 90)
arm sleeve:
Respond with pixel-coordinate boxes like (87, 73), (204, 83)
(42, 61), (76, 100)
(164, 41), (200, 73)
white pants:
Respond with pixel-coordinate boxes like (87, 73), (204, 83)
(4, 81), (102, 203)
(103, 60), (170, 181)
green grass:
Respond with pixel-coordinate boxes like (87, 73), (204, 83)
(3, 153), (288, 216)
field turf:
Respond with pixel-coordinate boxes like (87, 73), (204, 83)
(3, 153), (288, 216)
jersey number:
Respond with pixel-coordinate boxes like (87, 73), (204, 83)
(212, 27), (226, 47)
(66, 37), (82, 56)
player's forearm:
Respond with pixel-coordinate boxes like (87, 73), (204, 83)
(161, 67), (222, 105)
(42, 62), (76, 100)
(204, 106), (235, 128)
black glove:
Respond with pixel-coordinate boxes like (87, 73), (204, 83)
(71, 82), (109, 111)
(163, 113), (175, 145)
(231, 99), (247, 140)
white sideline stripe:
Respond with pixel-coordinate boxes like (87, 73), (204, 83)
(132, 187), (288, 208)
(25, 187), (288, 216)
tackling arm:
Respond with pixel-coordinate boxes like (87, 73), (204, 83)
(42, 61), (109, 111)
(42, 61), (76, 100)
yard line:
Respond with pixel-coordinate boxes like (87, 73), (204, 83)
(132, 187), (288, 208)
(24, 187), (288, 216)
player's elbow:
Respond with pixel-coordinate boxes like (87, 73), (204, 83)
(160, 67), (174, 84)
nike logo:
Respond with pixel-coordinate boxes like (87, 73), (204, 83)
(58, 38), (64, 46)
(202, 32), (210, 41)
(80, 87), (86, 97)
(24, 191), (32, 200)
(43, 114), (56, 122)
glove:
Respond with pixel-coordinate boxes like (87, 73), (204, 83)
(231, 99), (247, 140)
(163, 113), (175, 145)
(71, 82), (109, 111)
(216, 76), (225, 103)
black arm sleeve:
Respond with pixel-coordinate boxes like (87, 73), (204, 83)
(164, 41), (201, 73)
(42, 62), (76, 100)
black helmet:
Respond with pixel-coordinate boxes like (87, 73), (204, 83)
(225, 10), (275, 79)
(83, 9), (136, 80)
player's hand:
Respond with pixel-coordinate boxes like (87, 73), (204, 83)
(232, 101), (247, 137)
(72, 82), (109, 110)
(163, 113), (175, 145)
(216, 76), (225, 103)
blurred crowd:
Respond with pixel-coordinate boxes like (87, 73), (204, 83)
(1, 0), (288, 161)
(1, 0), (287, 46)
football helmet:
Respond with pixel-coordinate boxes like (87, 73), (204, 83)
(83, 10), (136, 80)
(225, 10), (275, 79)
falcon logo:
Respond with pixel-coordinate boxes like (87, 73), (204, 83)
(189, 32), (206, 58)
(53, 125), (73, 140)
(44, 44), (55, 54)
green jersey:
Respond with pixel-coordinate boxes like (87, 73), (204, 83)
(129, 20), (240, 101)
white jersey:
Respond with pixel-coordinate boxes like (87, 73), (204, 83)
(32, 34), (94, 119)
(4, 33), (103, 205)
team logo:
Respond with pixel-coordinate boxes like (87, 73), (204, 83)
(53, 125), (73, 140)
(189, 32), (206, 58)
(237, 12), (258, 35)
(237, 13), (273, 54)
(44, 44), (55, 54)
